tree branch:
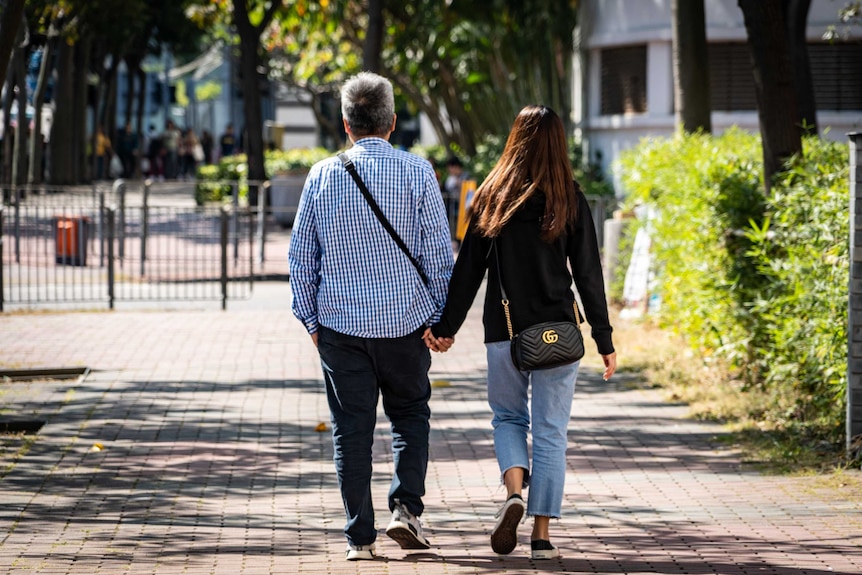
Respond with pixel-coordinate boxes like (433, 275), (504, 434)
(255, 0), (286, 37)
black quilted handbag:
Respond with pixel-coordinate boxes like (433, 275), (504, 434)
(493, 240), (585, 371)
(510, 320), (584, 371)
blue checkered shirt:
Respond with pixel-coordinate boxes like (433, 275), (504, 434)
(288, 138), (454, 338)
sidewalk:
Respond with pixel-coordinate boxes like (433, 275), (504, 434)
(1, 286), (861, 575)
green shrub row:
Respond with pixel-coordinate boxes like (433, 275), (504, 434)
(194, 148), (331, 205)
(618, 128), (849, 440)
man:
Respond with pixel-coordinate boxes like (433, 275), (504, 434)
(219, 123), (236, 159)
(161, 120), (180, 179)
(94, 126), (113, 180)
(443, 155), (469, 243)
(288, 72), (453, 561)
(116, 122), (138, 178)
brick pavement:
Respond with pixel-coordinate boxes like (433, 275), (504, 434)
(1, 286), (861, 575)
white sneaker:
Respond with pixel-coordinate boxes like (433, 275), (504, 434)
(531, 539), (560, 560)
(385, 499), (431, 549)
(345, 543), (376, 561)
(490, 494), (525, 554)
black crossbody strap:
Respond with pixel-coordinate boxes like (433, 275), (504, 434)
(338, 152), (430, 287)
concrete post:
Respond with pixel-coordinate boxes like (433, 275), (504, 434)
(848, 132), (862, 454)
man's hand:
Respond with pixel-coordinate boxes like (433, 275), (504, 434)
(422, 328), (454, 352)
(310, 331), (319, 348)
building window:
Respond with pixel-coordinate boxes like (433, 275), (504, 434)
(600, 45), (647, 115)
(708, 43), (757, 111)
(709, 41), (862, 112)
(809, 42), (862, 111)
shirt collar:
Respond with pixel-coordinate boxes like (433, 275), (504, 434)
(351, 137), (393, 152)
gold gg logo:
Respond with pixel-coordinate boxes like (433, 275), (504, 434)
(542, 330), (558, 344)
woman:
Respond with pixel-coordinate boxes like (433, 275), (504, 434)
(425, 105), (616, 559)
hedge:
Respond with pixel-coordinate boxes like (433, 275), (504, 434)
(618, 128), (849, 439)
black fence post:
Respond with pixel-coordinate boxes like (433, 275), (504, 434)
(248, 208), (254, 290)
(107, 207), (115, 310)
(848, 132), (862, 455)
(0, 205), (4, 312)
(221, 207), (228, 311)
(98, 191), (106, 268)
(231, 180), (239, 264)
(13, 186), (20, 264)
(114, 179), (126, 263)
(141, 179), (149, 277)
(258, 180), (269, 266)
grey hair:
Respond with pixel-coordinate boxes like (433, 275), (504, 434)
(341, 72), (395, 137)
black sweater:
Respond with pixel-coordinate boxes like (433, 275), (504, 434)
(432, 189), (615, 355)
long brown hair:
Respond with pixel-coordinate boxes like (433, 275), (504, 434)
(469, 105), (577, 241)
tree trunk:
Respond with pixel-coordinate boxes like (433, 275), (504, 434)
(2, 71), (13, 185)
(90, 41), (107, 181)
(124, 55), (140, 127)
(12, 43), (28, 186)
(553, 35), (574, 136)
(738, 0), (802, 191)
(49, 40), (75, 185)
(389, 74), (453, 150)
(29, 31), (57, 185)
(783, 0), (817, 135)
(239, 34), (265, 184)
(102, 59), (119, 140)
(673, 0), (712, 133)
(0, 0), (26, 90)
(305, 88), (344, 149)
(135, 65), (148, 177)
(363, 0), (384, 73)
(233, 1), (270, 187)
(75, 37), (91, 183)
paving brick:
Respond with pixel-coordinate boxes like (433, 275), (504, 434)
(1, 284), (861, 574)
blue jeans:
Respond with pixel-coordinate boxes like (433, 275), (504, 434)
(318, 325), (432, 546)
(486, 341), (580, 518)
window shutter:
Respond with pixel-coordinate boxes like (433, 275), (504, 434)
(601, 46), (647, 115)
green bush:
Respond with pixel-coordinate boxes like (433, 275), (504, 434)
(265, 147), (332, 176)
(618, 129), (849, 442)
(619, 128), (764, 362)
(194, 148), (332, 206)
(745, 138), (849, 432)
(194, 164), (233, 205)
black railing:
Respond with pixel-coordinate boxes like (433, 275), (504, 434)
(2, 180), (616, 311)
(1, 182), (263, 311)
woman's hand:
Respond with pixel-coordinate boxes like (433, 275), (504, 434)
(422, 328), (454, 352)
(601, 351), (617, 381)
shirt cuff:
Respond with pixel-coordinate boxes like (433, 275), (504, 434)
(303, 317), (319, 334)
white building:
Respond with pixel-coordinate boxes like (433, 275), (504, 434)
(575, 0), (862, 193)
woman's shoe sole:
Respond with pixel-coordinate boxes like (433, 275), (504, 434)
(490, 499), (525, 554)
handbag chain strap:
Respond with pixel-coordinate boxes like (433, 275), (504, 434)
(492, 238), (581, 341)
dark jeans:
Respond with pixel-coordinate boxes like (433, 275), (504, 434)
(317, 325), (432, 546)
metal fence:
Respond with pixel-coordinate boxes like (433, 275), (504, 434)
(1, 182), (265, 311)
(1, 180), (616, 312)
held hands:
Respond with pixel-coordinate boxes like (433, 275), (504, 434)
(420, 326), (616, 381)
(422, 328), (454, 353)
